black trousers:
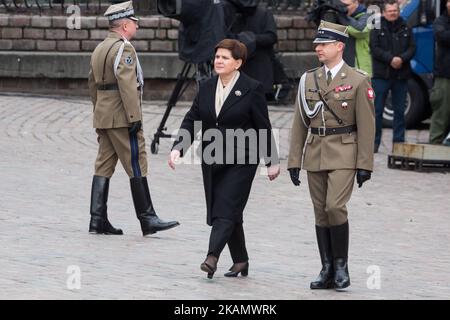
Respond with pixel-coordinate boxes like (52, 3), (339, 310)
(208, 218), (248, 263)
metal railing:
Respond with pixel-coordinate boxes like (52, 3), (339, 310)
(0, 0), (314, 15)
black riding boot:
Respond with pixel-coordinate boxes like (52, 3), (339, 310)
(310, 225), (334, 289)
(330, 221), (350, 290)
(130, 176), (179, 236)
(89, 175), (123, 235)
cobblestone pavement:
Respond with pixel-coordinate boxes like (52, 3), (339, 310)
(0, 93), (449, 300)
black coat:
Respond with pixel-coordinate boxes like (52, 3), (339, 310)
(173, 73), (278, 225)
(224, 3), (278, 94)
(433, 12), (450, 79)
(370, 17), (416, 80)
(177, 0), (226, 64)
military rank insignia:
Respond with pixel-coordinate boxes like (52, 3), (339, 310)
(125, 56), (134, 65)
(367, 88), (375, 99)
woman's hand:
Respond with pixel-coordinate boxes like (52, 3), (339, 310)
(267, 164), (280, 181)
(168, 150), (181, 170)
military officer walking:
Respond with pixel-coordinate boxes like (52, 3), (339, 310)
(87, 1), (179, 236)
(287, 21), (375, 290)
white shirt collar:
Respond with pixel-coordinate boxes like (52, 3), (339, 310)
(324, 59), (345, 81)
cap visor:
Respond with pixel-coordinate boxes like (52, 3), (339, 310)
(129, 16), (139, 21)
(313, 38), (337, 44)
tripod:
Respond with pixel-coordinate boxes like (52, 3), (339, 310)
(150, 61), (212, 154)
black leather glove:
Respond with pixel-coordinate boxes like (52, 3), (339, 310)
(288, 168), (301, 186)
(128, 120), (142, 135)
(356, 169), (372, 188)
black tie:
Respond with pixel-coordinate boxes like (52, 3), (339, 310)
(327, 70), (332, 85)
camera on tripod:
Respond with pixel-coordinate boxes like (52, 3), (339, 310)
(307, 0), (348, 26)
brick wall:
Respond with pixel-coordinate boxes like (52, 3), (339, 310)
(0, 14), (316, 53)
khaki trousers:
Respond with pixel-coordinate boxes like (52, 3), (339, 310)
(429, 77), (450, 144)
(94, 128), (148, 178)
(307, 170), (356, 227)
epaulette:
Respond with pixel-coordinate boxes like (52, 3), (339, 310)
(355, 68), (369, 76)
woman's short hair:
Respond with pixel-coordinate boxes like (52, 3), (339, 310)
(215, 39), (248, 66)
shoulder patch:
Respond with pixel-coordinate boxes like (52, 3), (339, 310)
(367, 87), (375, 99)
(125, 55), (134, 65)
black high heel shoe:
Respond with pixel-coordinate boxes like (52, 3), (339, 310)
(224, 262), (249, 277)
(200, 256), (218, 279)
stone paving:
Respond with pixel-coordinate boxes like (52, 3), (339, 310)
(0, 93), (449, 300)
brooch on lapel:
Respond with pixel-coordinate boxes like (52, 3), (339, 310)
(334, 85), (353, 93)
(235, 90), (242, 96)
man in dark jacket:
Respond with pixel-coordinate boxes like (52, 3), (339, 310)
(224, 0), (278, 97)
(370, 0), (416, 152)
(429, 0), (450, 145)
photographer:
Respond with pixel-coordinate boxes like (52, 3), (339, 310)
(337, 0), (372, 75)
(307, 0), (349, 26)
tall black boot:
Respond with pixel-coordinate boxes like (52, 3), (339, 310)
(330, 221), (350, 290)
(130, 176), (179, 236)
(89, 175), (123, 235)
(310, 225), (334, 289)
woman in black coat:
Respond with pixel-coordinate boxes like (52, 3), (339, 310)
(169, 39), (280, 279)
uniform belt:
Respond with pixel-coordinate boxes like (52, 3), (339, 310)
(310, 125), (357, 137)
(97, 84), (142, 91)
(97, 84), (119, 91)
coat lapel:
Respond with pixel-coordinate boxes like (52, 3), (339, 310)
(206, 76), (218, 121)
(316, 67), (328, 93)
(324, 63), (350, 96)
(217, 74), (250, 119)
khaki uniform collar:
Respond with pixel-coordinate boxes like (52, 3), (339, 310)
(107, 31), (123, 40)
(316, 62), (350, 95)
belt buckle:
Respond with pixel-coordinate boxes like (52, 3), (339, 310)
(318, 126), (326, 137)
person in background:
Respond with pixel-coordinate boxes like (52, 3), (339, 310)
(224, 0), (278, 99)
(429, 0), (450, 145)
(338, 0), (372, 75)
(370, 0), (416, 153)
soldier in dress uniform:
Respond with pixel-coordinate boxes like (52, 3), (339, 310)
(287, 21), (375, 290)
(87, 1), (179, 236)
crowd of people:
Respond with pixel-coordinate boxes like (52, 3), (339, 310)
(336, 0), (449, 148)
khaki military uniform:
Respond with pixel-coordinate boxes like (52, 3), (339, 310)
(88, 32), (147, 178)
(288, 62), (375, 226)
